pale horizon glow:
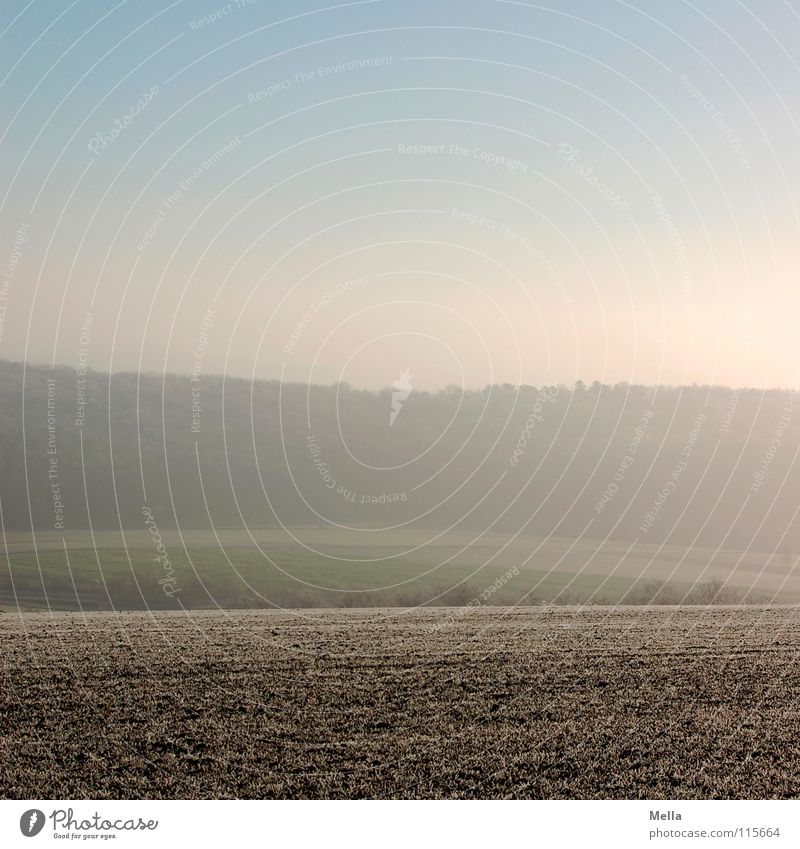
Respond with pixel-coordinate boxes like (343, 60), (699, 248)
(1, 0), (799, 390)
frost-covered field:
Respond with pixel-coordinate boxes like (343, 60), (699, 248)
(2, 607), (798, 799)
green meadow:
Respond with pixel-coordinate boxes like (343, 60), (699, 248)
(0, 527), (785, 610)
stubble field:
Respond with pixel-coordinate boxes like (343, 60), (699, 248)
(1, 606), (799, 799)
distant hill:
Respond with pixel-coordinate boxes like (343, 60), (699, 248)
(1, 359), (799, 555)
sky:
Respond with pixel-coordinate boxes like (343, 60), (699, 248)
(1, 0), (800, 390)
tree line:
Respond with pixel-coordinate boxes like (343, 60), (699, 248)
(1, 359), (799, 556)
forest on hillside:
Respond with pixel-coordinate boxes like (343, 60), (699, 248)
(1, 359), (799, 555)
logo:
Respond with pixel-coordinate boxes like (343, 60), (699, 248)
(390, 369), (413, 426)
(20, 810), (45, 837)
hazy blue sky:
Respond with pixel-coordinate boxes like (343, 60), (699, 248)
(2, 0), (799, 388)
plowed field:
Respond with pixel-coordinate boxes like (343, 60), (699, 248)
(2, 607), (798, 799)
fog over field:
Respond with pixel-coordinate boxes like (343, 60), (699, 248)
(2, 360), (800, 609)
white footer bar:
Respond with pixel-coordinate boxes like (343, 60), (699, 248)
(1, 799), (796, 848)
